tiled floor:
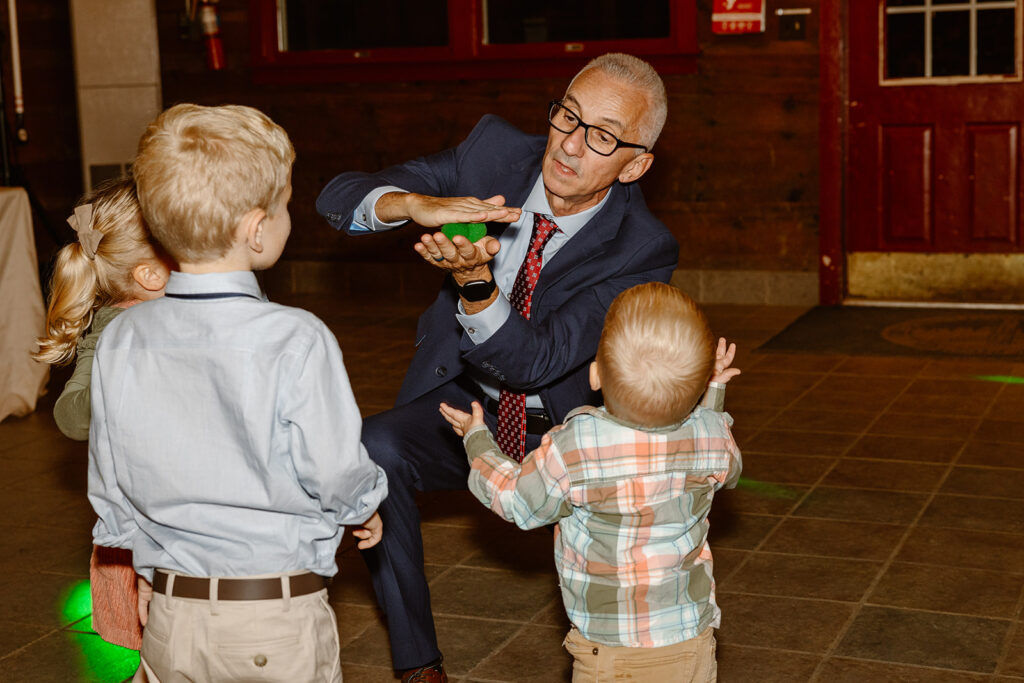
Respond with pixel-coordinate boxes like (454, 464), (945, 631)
(2, 299), (1024, 682)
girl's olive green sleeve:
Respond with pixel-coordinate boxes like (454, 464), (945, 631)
(53, 347), (94, 441)
(53, 307), (122, 441)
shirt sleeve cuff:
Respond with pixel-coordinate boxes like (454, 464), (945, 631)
(464, 424), (503, 460)
(350, 186), (409, 233)
(456, 293), (511, 344)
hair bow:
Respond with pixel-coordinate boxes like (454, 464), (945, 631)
(67, 203), (102, 260)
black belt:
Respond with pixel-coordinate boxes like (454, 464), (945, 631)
(455, 375), (553, 435)
(483, 397), (553, 435)
(152, 571), (328, 601)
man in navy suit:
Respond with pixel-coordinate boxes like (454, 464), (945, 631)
(317, 53), (678, 683)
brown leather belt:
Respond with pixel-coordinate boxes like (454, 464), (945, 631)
(152, 571), (328, 601)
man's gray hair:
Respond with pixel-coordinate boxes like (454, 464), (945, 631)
(570, 53), (668, 151)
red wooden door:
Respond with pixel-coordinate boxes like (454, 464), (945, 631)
(847, 1), (1023, 255)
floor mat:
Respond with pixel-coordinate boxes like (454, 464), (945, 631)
(757, 306), (1024, 358)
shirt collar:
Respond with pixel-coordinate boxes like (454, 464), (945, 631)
(520, 173), (614, 239)
(595, 404), (692, 433)
(165, 270), (263, 299)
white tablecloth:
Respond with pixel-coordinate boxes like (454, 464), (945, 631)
(0, 187), (49, 421)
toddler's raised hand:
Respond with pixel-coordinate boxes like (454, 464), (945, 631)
(439, 400), (484, 437)
(352, 511), (383, 550)
(712, 337), (741, 384)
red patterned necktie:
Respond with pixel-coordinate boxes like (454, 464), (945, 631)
(496, 213), (559, 461)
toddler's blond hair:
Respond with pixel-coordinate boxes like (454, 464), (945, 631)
(596, 282), (715, 427)
(34, 177), (158, 365)
(133, 103), (295, 264)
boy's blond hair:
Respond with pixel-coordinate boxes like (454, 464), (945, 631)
(133, 104), (295, 263)
(35, 177), (159, 365)
(596, 282), (715, 427)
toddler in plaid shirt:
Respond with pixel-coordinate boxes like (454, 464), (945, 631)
(441, 282), (741, 682)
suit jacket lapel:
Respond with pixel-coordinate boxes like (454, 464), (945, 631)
(533, 183), (628, 300)
(488, 141), (545, 240)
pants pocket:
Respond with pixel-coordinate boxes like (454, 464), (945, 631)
(210, 635), (314, 682)
(563, 629), (599, 683)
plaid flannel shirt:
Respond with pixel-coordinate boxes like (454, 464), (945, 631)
(463, 394), (740, 648)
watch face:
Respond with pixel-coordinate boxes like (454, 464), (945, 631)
(460, 279), (496, 302)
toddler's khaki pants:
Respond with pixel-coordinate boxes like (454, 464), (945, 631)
(564, 625), (717, 683)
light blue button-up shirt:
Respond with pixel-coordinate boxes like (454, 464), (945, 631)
(89, 270), (387, 581)
(354, 175), (611, 407)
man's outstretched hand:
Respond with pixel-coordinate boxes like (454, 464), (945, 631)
(378, 192), (521, 227)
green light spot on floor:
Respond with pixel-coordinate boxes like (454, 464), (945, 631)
(736, 477), (799, 499)
(60, 580), (140, 682)
(976, 375), (1024, 384)
(60, 579), (93, 624)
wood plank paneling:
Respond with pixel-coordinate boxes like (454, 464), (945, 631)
(153, 0), (821, 274)
(21, 0), (823, 282)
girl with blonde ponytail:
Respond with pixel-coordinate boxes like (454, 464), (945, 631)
(35, 176), (173, 439)
(33, 175), (173, 657)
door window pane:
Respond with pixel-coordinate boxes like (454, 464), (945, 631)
(978, 9), (1017, 74)
(887, 13), (926, 78)
(932, 11), (971, 76)
(280, 0), (448, 51)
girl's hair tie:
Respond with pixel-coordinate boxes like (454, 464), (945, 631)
(67, 203), (102, 260)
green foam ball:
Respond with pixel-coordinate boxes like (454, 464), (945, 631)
(442, 222), (487, 242)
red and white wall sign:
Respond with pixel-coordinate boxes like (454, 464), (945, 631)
(712, 0), (766, 35)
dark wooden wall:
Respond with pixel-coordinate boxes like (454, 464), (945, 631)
(17, 0), (820, 278)
(3, 1), (82, 263)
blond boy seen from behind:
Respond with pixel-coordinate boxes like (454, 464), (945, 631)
(441, 282), (741, 682)
(88, 104), (387, 683)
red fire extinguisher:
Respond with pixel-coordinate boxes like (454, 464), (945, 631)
(200, 0), (225, 71)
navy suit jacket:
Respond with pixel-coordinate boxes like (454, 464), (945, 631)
(316, 115), (679, 423)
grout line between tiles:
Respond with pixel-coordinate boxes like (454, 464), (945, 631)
(757, 361), (924, 681)
(718, 355), (852, 588)
(0, 626), (64, 663)
(807, 367), (1003, 682)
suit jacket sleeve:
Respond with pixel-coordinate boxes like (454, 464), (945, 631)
(316, 116), (505, 233)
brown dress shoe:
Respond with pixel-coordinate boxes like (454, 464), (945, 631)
(400, 659), (448, 683)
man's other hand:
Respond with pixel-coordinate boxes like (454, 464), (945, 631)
(415, 231), (501, 283)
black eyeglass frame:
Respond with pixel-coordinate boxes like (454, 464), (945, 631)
(547, 100), (648, 156)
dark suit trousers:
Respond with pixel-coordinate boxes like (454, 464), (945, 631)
(359, 377), (542, 670)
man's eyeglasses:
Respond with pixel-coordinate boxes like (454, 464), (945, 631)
(547, 100), (648, 157)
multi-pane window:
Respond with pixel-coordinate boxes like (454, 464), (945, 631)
(885, 0), (1019, 80)
(277, 0), (671, 53)
(481, 1), (670, 46)
(278, 1), (448, 52)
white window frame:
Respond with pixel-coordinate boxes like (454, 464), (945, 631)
(880, 0), (1023, 85)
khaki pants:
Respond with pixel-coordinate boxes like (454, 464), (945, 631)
(139, 575), (341, 683)
(563, 626), (717, 683)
